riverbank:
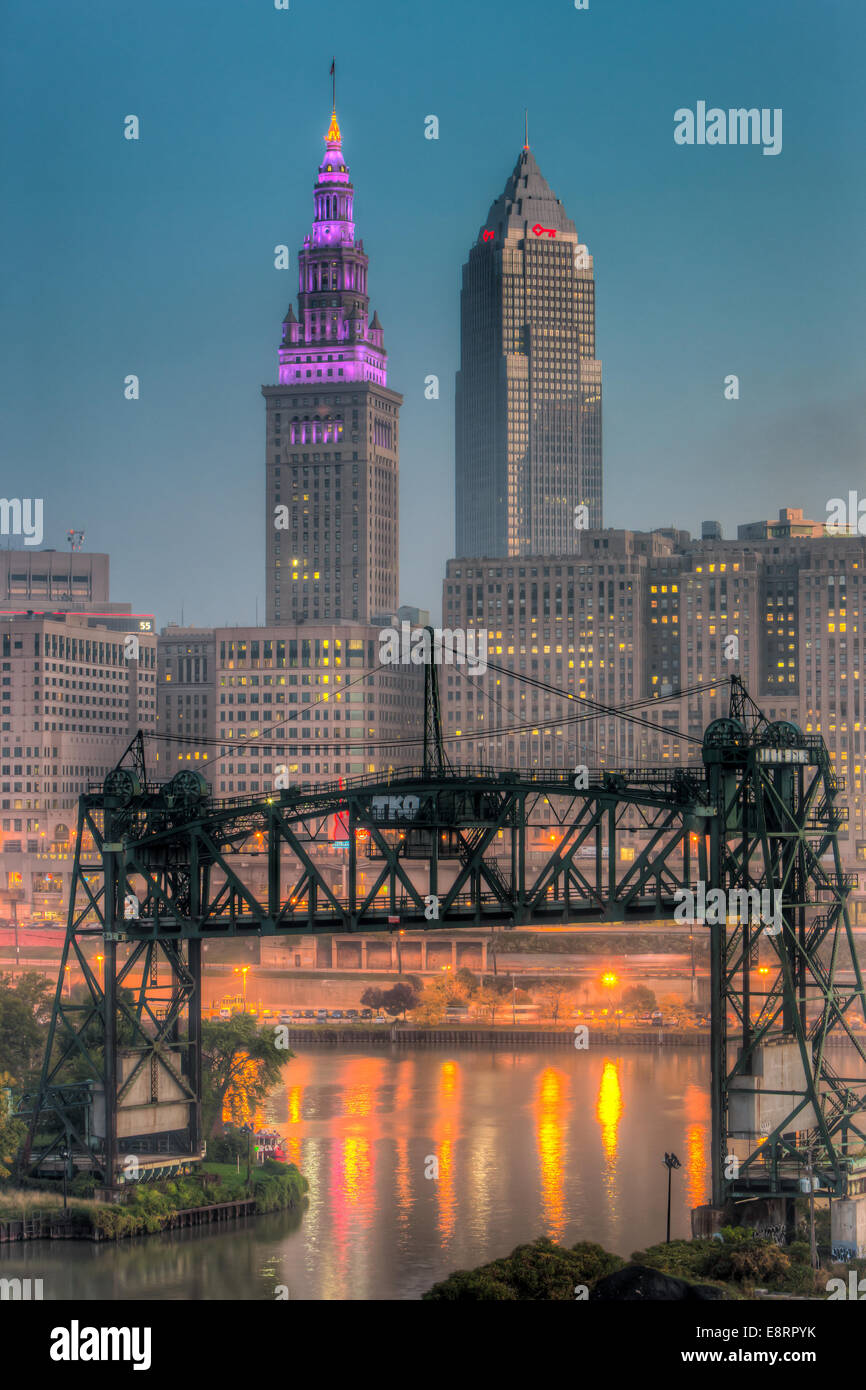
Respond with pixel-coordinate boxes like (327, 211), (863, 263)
(0, 1161), (308, 1242)
(280, 1024), (709, 1046)
(275, 1023), (862, 1050)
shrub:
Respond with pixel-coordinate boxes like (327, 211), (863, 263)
(424, 1237), (624, 1301)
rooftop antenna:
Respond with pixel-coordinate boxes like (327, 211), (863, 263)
(67, 529), (85, 552)
(524, 109), (529, 150)
(330, 56), (336, 114)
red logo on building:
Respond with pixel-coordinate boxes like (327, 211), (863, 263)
(481, 229), (495, 242)
(531, 223), (557, 238)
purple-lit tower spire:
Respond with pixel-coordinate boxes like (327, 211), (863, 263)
(264, 104), (401, 628)
(278, 109), (387, 386)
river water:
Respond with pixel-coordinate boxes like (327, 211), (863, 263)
(1, 1045), (711, 1300)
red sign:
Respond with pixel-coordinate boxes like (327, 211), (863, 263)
(481, 229), (495, 242)
(531, 223), (556, 238)
(387, 915), (400, 924)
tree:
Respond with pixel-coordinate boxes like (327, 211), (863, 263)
(5, 971), (53, 1024)
(453, 968), (479, 1001)
(360, 987), (385, 1013)
(382, 982), (417, 1020)
(413, 984), (447, 1026)
(475, 985), (503, 1023)
(536, 981), (570, 1023)
(0, 1076), (25, 1178)
(0, 972), (53, 1087)
(202, 1013), (291, 1137)
(622, 985), (657, 1014)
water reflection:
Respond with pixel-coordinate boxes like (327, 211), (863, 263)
(534, 1066), (568, 1241)
(596, 1059), (624, 1231)
(3, 1046), (713, 1300)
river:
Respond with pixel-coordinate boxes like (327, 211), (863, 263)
(0, 1044), (711, 1300)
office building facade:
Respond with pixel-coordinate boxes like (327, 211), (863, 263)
(455, 143), (602, 559)
(0, 553), (157, 921)
(442, 522), (866, 862)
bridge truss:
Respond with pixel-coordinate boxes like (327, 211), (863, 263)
(19, 683), (866, 1219)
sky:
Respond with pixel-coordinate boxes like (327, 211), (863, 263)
(2, 0), (865, 628)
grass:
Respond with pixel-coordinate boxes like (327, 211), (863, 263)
(2, 1159), (309, 1239)
(0, 1188), (98, 1221)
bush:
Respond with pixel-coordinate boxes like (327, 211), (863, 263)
(424, 1237), (624, 1301)
(208, 1127), (251, 1163)
(708, 1242), (791, 1286)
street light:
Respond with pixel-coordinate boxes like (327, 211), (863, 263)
(96, 953), (104, 989)
(233, 965), (250, 1011)
(59, 1145), (70, 1211)
(662, 1152), (681, 1243)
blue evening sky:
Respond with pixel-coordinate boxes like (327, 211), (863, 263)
(1, 0), (864, 625)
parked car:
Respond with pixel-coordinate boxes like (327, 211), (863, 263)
(315, 1009), (328, 1021)
(331, 1010), (344, 1020)
(360, 1008), (372, 1019)
(301, 1010), (314, 1019)
(650, 1010), (663, 1025)
(373, 1015), (390, 1024)
(218, 1008), (231, 1020)
(345, 1009), (359, 1019)
(278, 1014), (294, 1025)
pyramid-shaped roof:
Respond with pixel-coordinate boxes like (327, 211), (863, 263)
(484, 148), (577, 240)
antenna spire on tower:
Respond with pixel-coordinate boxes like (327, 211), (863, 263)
(326, 58), (341, 143)
(524, 109), (529, 150)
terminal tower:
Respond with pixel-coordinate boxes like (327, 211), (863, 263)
(264, 107), (402, 624)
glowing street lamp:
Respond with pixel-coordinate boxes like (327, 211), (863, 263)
(96, 953), (104, 989)
(662, 1152), (682, 1242)
(234, 965), (250, 1010)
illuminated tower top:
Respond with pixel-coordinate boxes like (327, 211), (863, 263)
(278, 108), (387, 387)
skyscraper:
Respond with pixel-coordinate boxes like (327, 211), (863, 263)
(264, 107), (402, 625)
(455, 140), (602, 558)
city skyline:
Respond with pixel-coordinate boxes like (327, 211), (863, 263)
(3, 0), (864, 629)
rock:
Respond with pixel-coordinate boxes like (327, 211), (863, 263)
(590, 1263), (727, 1301)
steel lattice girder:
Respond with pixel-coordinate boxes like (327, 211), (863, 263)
(92, 769), (713, 936)
(22, 788), (203, 1181)
(24, 733), (866, 1200)
(707, 737), (866, 1204)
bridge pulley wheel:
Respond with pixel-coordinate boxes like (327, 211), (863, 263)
(166, 770), (210, 805)
(702, 716), (746, 751)
(103, 768), (142, 805)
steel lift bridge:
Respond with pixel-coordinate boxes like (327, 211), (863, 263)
(19, 675), (866, 1243)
